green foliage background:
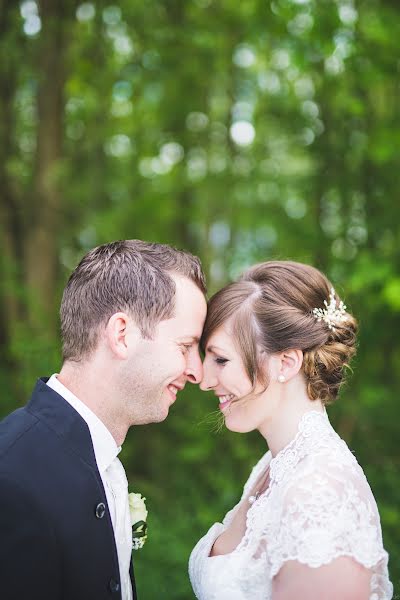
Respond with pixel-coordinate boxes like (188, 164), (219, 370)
(0, 1), (399, 598)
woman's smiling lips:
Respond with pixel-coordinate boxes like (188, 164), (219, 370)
(218, 394), (235, 411)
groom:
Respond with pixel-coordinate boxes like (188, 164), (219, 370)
(0, 240), (207, 600)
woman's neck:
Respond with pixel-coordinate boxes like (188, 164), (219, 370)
(259, 380), (324, 457)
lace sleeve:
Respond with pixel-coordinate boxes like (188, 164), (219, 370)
(268, 458), (389, 580)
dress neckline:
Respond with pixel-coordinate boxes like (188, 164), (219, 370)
(207, 409), (332, 559)
(247, 409), (330, 502)
(269, 409), (329, 481)
(273, 409), (328, 459)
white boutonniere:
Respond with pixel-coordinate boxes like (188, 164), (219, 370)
(128, 492), (148, 550)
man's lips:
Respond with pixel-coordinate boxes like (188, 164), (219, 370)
(166, 383), (184, 402)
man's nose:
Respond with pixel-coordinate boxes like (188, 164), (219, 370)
(185, 350), (203, 384)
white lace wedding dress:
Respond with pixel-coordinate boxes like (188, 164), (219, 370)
(189, 411), (393, 600)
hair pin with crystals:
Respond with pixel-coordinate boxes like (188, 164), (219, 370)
(313, 287), (347, 331)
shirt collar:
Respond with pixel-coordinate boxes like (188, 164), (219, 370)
(46, 374), (120, 474)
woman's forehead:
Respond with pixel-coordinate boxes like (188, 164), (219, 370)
(206, 321), (236, 348)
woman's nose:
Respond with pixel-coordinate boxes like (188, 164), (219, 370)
(199, 362), (217, 391)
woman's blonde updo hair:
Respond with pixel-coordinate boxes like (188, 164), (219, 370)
(201, 261), (357, 404)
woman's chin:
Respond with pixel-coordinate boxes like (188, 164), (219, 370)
(224, 415), (255, 434)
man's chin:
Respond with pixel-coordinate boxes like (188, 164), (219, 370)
(129, 404), (170, 426)
(152, 399), (171, 423)
(132, 393), (174, 425)
(154, 407), (169, 423)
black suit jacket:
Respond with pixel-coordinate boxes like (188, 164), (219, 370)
(0, 378), (137, 600)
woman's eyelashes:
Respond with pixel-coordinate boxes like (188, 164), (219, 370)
(215, 357), (229, 365)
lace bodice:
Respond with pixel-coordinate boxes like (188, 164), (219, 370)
(189, 411), (393, 600)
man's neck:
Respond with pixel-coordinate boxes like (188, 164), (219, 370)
(57, 364), (128, 446)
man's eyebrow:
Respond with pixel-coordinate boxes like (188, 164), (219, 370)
(179, 336), (200, 343)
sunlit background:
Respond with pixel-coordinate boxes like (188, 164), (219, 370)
(1, 0), (399, 597)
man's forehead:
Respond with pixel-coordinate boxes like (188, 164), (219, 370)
(173, 311), (205, 340)
(174, 283), (207, 317)
(167, 275), (207, 338)
(173, 274), (206, 301)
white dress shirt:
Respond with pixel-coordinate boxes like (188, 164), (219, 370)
(47, 374), (133, 600)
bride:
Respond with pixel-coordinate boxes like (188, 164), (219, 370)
(189, 261), (392, 600)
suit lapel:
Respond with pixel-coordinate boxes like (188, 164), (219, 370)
(27, 377), (136, 600)
(27, 377), (99, 469)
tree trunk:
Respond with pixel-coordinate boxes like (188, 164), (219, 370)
(0, 2), (27, 396)
(24, 0), (68, 335)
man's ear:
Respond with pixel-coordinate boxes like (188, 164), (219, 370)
(105, 312), (141, 359)
(275, 348), (303, 383)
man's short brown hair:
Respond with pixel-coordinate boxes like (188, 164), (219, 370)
(60, 240), (206, 362)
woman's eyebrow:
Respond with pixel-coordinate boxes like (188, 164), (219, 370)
(206, 345), (226, 354)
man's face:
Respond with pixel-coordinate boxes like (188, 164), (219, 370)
(123, 274), (207, 424)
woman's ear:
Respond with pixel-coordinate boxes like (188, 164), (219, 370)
(276, 349), (303, 383)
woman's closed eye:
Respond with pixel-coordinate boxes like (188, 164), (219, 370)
(215, 357), (229, 365)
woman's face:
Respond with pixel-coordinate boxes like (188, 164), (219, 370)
(201, 321), (277, 433)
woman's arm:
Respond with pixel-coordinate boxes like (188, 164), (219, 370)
(272, 557), (371, 600)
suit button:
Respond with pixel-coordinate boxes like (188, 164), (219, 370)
(109, 578), (120, 593)
(95, 502), (106, 519)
